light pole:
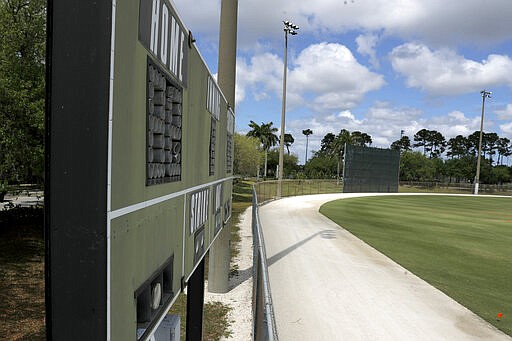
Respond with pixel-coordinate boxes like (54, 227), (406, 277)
(474, 90), (492, 195)
(278, 20), (299, 198)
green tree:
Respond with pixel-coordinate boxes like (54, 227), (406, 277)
(390, 136), (412, 152)
(318, 132), (336, 156)
(304, 154), (337, 179)
(266, 149), (299, 178)
(310, 129), (373, 179)
(283, 133), (294, 155)
(233, 133), (262, 177)
(333, 129), (353, 157)
(496, 137), (511, 165)
(413, 129), (431, 156)
(483, 132), (499, 165)
(489, 165), (511, 184)
(467, 131), (481, 156)
(399, 151), (436, 181)
(413, 129), (446, 158)
(350, 131), (372, 146)
(447, 135), (469, 159)
(0, 0), (46, 183)
(429, 131), (446, 158)
(246, 121), (279, 178)
(445, 156), (476, 182)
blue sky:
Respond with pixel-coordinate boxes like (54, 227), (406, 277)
(173, 0), (512, 164)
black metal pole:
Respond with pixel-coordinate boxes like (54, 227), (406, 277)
(186, 258), (205, 341)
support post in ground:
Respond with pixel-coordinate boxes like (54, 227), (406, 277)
(186, 259), (205, 341)
(208, 0), (238, 293)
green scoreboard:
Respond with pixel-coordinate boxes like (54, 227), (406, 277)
(45, 0), (234, 340)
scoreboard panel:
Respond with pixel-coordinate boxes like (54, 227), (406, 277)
(46, 0), (233, 340)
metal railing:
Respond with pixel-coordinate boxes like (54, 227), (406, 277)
(251, 186), (278, 341)
(251, 179), (342, 340)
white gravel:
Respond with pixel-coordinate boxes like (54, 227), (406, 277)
(205, 206), (253, 340)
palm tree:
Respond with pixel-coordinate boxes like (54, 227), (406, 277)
(247, 121), (279, 177)
(284, 133), (294, 155)
(302, 129), (313, 163)
(333, 129), (352, 157)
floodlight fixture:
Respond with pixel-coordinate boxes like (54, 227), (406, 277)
(283, 20), (300, 33)
(481, 90), (492, 98)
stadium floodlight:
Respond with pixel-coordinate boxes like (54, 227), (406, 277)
(474, 90), (492, 195)
(278, 20), (299, 198)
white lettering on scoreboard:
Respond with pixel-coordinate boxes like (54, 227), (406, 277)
(190, 188), (209, 234)
(227, 108), (234, 135)
(207, 76), (221, 120)
(140, 0), (187, 84)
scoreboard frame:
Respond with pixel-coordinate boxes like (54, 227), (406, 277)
(45, 0), (234, 340)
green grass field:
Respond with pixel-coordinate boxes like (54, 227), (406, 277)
(320, 195), (512, 336)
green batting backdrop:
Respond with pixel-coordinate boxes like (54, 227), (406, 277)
(343, 145), (400, 193)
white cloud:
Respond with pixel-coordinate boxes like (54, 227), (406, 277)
(427, 111), (482, 137)
(356, 33), (380, 68)
(286, 102), (492, 162)
(173, 0), (512, 49)
(287, 102), (424, 158)
(495, 104), (512, 120)
(500, 122), (512, 136)
(171, 0), (221, 42)
(338, 110), (360, 122)
(235, 53), (283, 105)
(236, 43), (385, 110)
(390, 43), (512, 95)
(289, 43), (385, 110)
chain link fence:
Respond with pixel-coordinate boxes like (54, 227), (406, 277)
(253, 179), (343, 203)
(399, 181), (512, 195)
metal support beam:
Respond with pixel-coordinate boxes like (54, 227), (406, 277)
(186, 259), (205, 341)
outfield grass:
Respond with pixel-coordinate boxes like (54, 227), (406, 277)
(320, 195), (512, 336)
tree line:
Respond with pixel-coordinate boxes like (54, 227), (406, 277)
(234, 122), (512, 184)
(0, 0), (46, 185)
(393, 129), (511, 184)
(391, 128), (512, 165)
